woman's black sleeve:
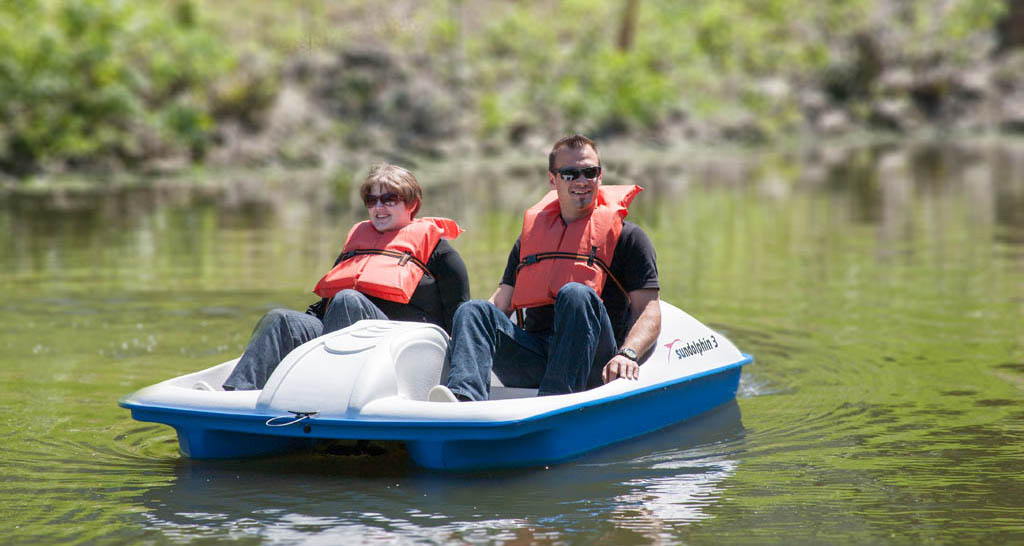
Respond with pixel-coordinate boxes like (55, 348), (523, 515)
(432, 242), (471, 334)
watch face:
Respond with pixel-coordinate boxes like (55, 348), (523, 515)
(620, 348), (637, 360)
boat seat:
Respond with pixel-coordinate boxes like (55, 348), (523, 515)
(488, 372), (538, 400)
(257, 320), (540, 409)
(431, 366), (538, 401)
(490, 386), (538, 400)
(392, 332), (448, 402)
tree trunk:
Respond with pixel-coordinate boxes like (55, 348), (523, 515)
(998, 0), (1024, 51)
(617, 0), (641, 52)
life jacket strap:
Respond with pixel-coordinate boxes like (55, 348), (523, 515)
(341, 249), (431, 274)
(515, 252), (631, 305)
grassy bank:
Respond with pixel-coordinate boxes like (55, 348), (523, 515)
(0, 0), (1014, 181)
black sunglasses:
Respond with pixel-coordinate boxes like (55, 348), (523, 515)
(552, 165), (601, 181)
(363, 192), (403, 207)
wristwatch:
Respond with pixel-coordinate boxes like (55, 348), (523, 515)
(615, 347), (639, 363)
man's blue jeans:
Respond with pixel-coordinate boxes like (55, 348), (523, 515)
(445, 282), (617, 401)
(222, 290), (387, 390)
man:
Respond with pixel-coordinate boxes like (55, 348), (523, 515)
(431, 135), (660, 402)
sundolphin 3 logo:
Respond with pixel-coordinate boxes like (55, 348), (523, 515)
(665, 335), (719, 362)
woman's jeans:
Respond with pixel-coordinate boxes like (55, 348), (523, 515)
(445, 282), (617, 401)
(222, 290), (387, 390)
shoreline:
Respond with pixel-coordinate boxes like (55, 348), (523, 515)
(5, 130), (1022, 198)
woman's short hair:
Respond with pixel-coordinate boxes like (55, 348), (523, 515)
(359, 163), (423, 217)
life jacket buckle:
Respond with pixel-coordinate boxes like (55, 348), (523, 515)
(587, 246), (597, 266)
(398, 252), (412, 266)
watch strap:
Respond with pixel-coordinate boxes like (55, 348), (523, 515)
(615, 347), (639, 363)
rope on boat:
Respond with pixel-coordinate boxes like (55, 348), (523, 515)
(265, 411), (319, 427)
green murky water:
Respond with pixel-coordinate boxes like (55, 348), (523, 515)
(1, 140), (1021, 544)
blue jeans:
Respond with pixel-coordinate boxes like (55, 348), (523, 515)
(445, 282), (617, 401)
(222, 290), (387, 390)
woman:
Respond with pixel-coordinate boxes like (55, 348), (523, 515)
(222, 163), (470, 390)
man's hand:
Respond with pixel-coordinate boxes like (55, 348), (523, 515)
(602, 353), (640, 383)
(601, 288), (660, 384)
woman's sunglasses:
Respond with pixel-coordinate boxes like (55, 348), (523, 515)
(363, 192), (403, 207)
(552, 165), (601, 181)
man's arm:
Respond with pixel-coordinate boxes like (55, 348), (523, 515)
(489, 237), (520, 316)
(602, 288), (661, 383)
(488, 283), (515, 315)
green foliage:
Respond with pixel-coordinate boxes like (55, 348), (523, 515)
(468, 1), (680, 137)
(457, 0), (1004, 140)
(0, 0), (1007, 178)
(0, 0), (235, 174)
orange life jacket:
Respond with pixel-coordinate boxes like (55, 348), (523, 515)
(510, 185), (642, 311)
(313, 217), (463, 304)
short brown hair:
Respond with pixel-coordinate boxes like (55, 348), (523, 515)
(359, 163), (423, 217)
(548, 134), (599, 172)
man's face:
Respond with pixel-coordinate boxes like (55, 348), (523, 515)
(549, 145), (602, 222)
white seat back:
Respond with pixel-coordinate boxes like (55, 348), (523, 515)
(257, 321), (449, 417)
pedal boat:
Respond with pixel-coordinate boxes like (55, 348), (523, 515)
(119, 301), (752, 470)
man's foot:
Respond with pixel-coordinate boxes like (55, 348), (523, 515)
(428, 385), (459, 403)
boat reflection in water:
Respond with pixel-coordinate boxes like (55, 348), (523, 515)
(599, 401), (743, 537)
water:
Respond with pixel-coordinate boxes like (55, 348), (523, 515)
(1, 139), (1021, 544)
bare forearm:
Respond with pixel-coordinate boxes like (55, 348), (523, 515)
(488, 284), (514, 315)
(620, 299), (661, 357)
(602, 291), (660, 383)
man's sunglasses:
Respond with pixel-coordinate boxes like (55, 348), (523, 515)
(364, 192), (403, 207)
(552, 165), (602, 181)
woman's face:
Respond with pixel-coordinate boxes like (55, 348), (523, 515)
(365, 183), (416, 232)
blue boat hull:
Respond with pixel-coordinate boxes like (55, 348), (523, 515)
(406, 362), (744, 469)
(122, 356), (749, 470)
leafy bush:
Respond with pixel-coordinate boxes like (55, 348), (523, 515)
(0, 0), (236, 174)
(460, 0), (1004, 140)
(0, 0), (1008, 178)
